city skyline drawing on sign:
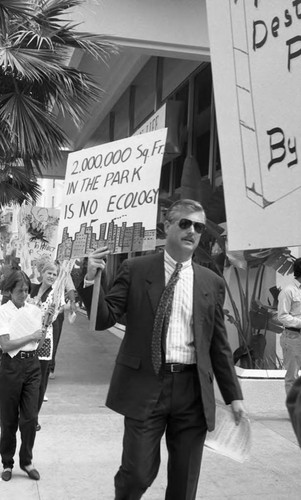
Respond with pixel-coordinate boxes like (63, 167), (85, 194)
(56, 220), (156, 260)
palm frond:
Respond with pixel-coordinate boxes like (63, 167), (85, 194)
(51, 69), (103, 123)
(0, 0), (118, 195)
(0, 125), (11, 157)
(0, 93), (67, 161)
(33, 0), (83, 20)
(0, 167), (41, 208)
(263, 248), (295, 275)
(50, 30), (118, 62)
(0, 1), (34, 16)
(0, 44), (70, 80)
(26, 0), (118, 62)
(0, 1), (34, 37)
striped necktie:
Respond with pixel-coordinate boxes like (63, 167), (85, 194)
(151, 262), (182, 375)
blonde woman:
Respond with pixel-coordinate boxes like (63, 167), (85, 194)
(29, 261), (59, 427)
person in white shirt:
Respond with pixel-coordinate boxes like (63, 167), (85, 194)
(0, 270), (43, 482)
(278, 258), (301, 394)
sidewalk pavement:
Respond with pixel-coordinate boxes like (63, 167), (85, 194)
(1, 311), (301, 500)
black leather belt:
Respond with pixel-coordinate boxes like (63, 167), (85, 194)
(286, 327), (301, 333)
(164, 363), (196, 373)
(15, 351), (36, 359)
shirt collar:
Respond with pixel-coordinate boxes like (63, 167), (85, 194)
(6, 300), (28, 311)
(164, 250), (192, 271)
(293, 278), (301, 288)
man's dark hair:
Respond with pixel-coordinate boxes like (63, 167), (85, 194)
(3, 270), (31, 294)
(293, 258), (301, 279)
(165, 199), (206, 223)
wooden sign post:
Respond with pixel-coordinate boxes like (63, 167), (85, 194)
(88, 271), (102, 332)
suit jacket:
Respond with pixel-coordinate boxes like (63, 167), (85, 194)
(80, 252), (243, 431)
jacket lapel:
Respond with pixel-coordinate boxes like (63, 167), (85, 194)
(192, 263), (209, 333)
(146, 252), (165, 314)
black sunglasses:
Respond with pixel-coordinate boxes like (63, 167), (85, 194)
(177, 218), (205, 234)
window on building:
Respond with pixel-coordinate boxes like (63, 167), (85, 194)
(193, 64), (213, 179)
(162, 58), (200, 101)
(87, 114), (111, 147)
(158, 81), (189, 200)
(113, 88), (130, 140)
(133, 57), (157, 129)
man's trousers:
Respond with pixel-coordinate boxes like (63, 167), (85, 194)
(114, 366), (208, 500)
(281, 330), (301, 394)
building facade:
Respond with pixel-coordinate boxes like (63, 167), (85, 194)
(41, 0), (290, 364)
(47, 1), (223, 278)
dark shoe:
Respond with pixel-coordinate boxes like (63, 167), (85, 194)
(36, 423), (41, 431)
(20, 464), (40, 480)
(1, 468), (12, 481)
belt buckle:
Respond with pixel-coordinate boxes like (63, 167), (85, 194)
(20, 352), (26, 359)
(170, 363), (180, 373)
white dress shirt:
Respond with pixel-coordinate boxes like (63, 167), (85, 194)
(164, 251), (196, 364)
(278, 278), (301, 329)
(0, 301), (40, 356)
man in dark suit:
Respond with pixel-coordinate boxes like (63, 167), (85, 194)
(80, 199), (245, 500)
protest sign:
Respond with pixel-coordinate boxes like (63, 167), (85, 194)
(17, 204), (60, 279)
(56, 128), (168, 260)
(206, 0), (301, 250)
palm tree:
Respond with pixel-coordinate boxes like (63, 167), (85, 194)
(194, 235), (295, 369)
(0, 166), (42, 205)
(0, 0), (118, 207)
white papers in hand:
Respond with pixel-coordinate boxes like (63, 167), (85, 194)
(204, 401), (251, 463)
(8, 304), (43, 357)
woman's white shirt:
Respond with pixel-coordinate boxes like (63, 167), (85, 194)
(0, 301), (40, 356)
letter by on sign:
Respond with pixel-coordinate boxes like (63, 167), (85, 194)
(267, 127), (286, 170)
(266, 127), (299, 170)
(288, 138), (298, 168)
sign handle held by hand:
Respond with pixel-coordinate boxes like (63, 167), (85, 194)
(89, 270), (102, 332)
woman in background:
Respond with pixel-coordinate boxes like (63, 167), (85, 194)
(0, 270), (43, 482)
(34, 256), (77, 380)
(29, 261), (59, 429)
